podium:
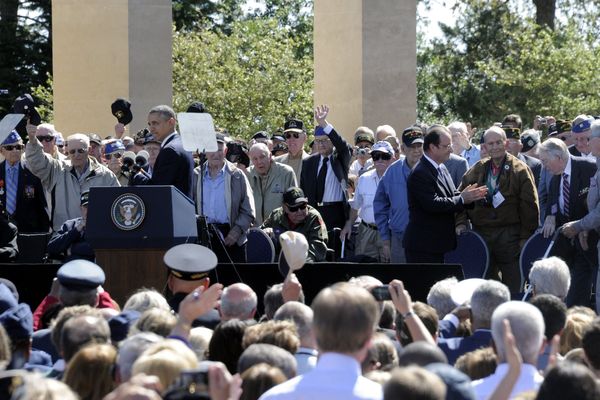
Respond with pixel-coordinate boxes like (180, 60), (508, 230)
(87, 186), (198, 304)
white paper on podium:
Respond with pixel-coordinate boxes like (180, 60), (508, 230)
(0, 114), (25, 144)
(177, 112), (218, 153)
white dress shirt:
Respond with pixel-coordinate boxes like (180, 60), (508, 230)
(260, 352), (383, 400)
(471, 363), (543, 400)
(295, 347), (318, 375)
(352, 168), (381, 224)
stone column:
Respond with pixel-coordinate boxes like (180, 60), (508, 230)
(314, 0), (417, 141)
(52, 0), (172, 137)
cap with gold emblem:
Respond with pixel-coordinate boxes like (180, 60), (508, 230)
(164, 244), (217, 281)
(501, 126), (521, 140)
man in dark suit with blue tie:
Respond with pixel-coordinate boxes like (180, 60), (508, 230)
(403, 125), (487, 263)
(0, 131), (49, 233)
(133, 105), (194, 198)
(540, 137), (597, 307)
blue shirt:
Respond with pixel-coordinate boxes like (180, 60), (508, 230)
(373, 157), (412, 241)
(5, 162), (19, 190)
(202, 165), (229, 224)
(461, 144), (481, 167)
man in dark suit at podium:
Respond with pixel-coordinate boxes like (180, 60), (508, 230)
(0, 131), (49, 233)
(133, 105), (194, 198)
(403, 125), (487, 263)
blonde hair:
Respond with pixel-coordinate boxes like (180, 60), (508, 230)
(132, 339), (198, 389)
(63, 343), (117, 400)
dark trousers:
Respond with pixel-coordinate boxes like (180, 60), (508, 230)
(405, 249), (444, 264)
(316, 202), (347, 231)
(208, 223), (247, 263)
(476, 224), (521, 294)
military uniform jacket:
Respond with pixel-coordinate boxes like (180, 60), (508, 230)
(261, 205), (328, 262)
(459, 153), (539, 240)
(575, 158), (600, 235)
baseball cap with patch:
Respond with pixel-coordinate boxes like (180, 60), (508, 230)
(402, 126), (424, 146)
(284, 119), (304, 133)
(283, 187), (308, 207)
(371, 140), (394, 155)
(164, 244), (217, 281)
(521, 130), (540, 152)
(502, 126), (521, 139)
(555, 119), (572, 134)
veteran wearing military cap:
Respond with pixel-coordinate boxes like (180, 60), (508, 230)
(570, 115), (596, 160)
(274, 118), (311, 183)
(261, 187), (328, 262)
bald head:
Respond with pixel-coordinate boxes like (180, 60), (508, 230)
(220, 283), (258, 321)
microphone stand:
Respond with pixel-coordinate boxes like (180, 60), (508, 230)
(197, 150), (211, 248)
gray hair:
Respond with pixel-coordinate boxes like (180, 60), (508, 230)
(539, 138), (570, 161)
(220, 283), (258, 320)
(249, 143), (270, 157)
(491, 301), (545, 364)
(117, 332), (163, 382)
(529, 256), (571, 300)
(123, 288), (171, 314)
(376, 125), (396, 137)
(66, 133), (90, 147)
(273, 301), (313, 340)
(471, 280), (510, 328)
(591, 120), (600, 139)
(426, 277), (458, 318)
(237, 343), (297, 379)
(148, 105), (176, 120)
(447, 121), (468, 134)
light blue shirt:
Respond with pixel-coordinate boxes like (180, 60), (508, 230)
(202, 165), (229, 224)
(5, 162), (19, 189)
(461, 144), (481, 167)
(373, 157), (413, 241)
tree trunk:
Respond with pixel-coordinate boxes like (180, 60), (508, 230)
(533, 0), (556, 30)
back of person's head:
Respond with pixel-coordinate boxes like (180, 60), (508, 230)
(561, 307), (595, 355)
(208, 319), (253, 374)
(454, 347), (497, 380)
(132, 339), (198, 389)
(502, 114), (522, 130)
(582, 318), (600, 371)
(273, 301), (313, 341)
(117, 332), (163, 382)
(427, 277), (459, 318)
(529, 294), (567, 341)
(529, 257), (571, 300)
(362, 332), (399, 372)
(384, 366), (446, 400)
(311, 282), (379, 354)
(471, 280), (510, 329)
(379, 301), (396, 330)
(242, 320), (300, 354)
(263, 284), (305, 320)
(238, 343), (297, 379)
(58, 285), (98, 307)
(123, 288), (171, 314)
(395, 301), (438, 346)
(491, 301), (544, 365)
(50, 305), (101, 355)
(60, 314), (111, 362)
(536, 361), (600, 400)
(188, 327), (213, 361)
(10, 373), (78, 400)
(130, 308), (177, 337)
(63, 343), (117, 400)
(221, 283), (258, 321)
(240, 363), (287, 400)
(398, 341), (448, 367)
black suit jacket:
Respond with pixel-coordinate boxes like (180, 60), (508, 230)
(546, 156), (597, 226)
(300, 127), (352, 210)
(569, 145), (582, 157)
(403, 157), (466, 254)
(0, 161), (49, 233)
(133, 133), (194, 198)
(519, 153), (542, 188)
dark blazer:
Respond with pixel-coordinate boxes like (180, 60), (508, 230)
(438, 329), (493, 365)
(300, 127), (353, 208)
(444, 153), (468, 187)
(546, 156), (597, 226)
(133, 133), (194, 198)
(0, 161), (49, 233)
(569, 145), (582, 157)
(403, 156), (466, 254)
(518, 153), (542, 188)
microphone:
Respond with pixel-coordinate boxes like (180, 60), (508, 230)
(121, 151), (136, 172)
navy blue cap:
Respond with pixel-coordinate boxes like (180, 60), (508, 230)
(252, 131), (269, 140)
(0, 303), (33, 340)
(572, 118), (594, 133)
(0, 283), (17, 313)
(57, 259), (105, 291)
(2, 131), (21, 146)
(0, 278), (18, 302)
(109, 310), (141, 343)
(105, 140), (125, 154)
(425, 363), (475, 400)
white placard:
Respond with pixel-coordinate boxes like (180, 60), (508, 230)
(177, 112), (218, 153)
(0, 114), (25, 144)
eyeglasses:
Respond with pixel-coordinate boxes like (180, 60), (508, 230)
(285, 132), (303, 140)
(36, 136), (54, 142)
(106, 152), (122, 160)
(287, 203), (307, 212)
(68, 148), (88, 155)
(436, 143), (452, 150)
(2, 145), (24, 151)
(372, 152), (392, 161)
(57, 145), (65, 148)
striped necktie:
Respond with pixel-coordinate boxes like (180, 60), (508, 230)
(6, 166), (17, 215)
(562, 173), (570, 217)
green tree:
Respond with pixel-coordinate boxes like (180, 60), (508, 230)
(172, 17), (313, 139)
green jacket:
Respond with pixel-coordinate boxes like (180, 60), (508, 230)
(261, 205), (328, 262)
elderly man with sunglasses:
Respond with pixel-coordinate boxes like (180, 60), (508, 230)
(0, 131), (49, 233)
(34, 123), (67, 161)
(274, 118), (311, 183)
(103, 139), (129, 186)
(261, 186), (328, 262)
(26, 125), (119, 231)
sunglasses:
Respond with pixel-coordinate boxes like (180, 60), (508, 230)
(36, 136), (54, 142)
(68, 148), (88, 155)
(3, 145), (23, 151)
(287, 203), (307, 212)
(285, 132), (302, 139)
(57, 145), (65, 148)
(106, 152), (123, 160)
(372, 152), (392, 161)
